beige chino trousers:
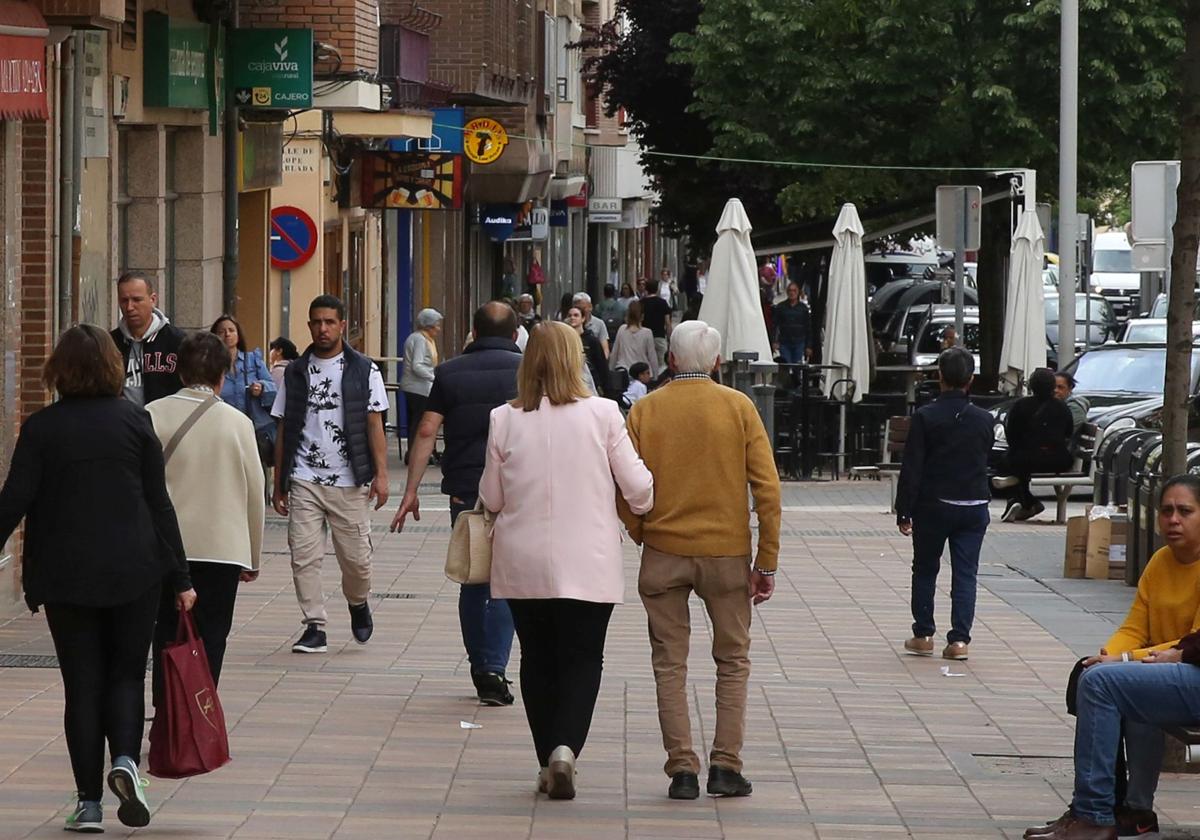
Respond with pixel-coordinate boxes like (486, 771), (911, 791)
(288, 479), (373, 627)
(638, 544), (752, 777)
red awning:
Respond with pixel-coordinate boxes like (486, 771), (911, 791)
(0, 0), (47, 120)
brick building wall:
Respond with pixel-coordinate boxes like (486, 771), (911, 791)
(20, 120), (53, 420)
(242, 0), (380, 73)
(421, 0), (528, 95)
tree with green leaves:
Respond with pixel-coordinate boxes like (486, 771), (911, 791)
(577, 0), (788, 248)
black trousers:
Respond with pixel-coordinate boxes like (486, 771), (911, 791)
(44, 583), (161, 800)
(1008, 449), (1074, 507)
(403, 391), (428, 459)
(507, 598), (614, 767)
(153, 562), (241, 707)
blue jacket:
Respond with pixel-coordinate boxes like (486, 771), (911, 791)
(220, 350), (277, 432)
(895, 390), (995, 523)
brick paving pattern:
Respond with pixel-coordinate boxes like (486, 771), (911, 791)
(0, 474), (1197, 839)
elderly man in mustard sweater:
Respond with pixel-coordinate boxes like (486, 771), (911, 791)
(618, 320), (781, 802)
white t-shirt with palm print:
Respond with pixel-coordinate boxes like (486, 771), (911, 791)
(271, 352), (388, 487)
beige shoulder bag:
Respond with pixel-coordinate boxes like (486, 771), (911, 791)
(444, 500), (494, 584)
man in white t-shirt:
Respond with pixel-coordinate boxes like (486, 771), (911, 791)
(272, 295), (390, 654)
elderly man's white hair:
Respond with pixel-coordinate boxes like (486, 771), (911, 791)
(572, 292), (592, 305)
(670, 320), (722, 374)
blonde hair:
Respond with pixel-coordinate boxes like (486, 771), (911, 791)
(513, 321), (590, 411)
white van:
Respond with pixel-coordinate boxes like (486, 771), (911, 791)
(1090, 230), (1139, 320)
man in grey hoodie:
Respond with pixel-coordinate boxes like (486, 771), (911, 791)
(109, 272), (185, 406)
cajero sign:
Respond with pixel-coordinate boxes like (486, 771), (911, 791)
(229, 29), (313, 110)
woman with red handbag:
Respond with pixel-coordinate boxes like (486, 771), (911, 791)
(0, 325), (195, 833)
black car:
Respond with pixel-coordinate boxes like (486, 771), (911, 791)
(989, 342), (1200, 466)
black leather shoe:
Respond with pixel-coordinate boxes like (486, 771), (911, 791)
(668, 771), (700, 800)
(707, 765), (752, 797)
(349, 601), (373, 644)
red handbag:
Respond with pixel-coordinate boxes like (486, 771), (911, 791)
(147, 611), (231, 778)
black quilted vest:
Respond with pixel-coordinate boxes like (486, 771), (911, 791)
(279, 344), (375, 489)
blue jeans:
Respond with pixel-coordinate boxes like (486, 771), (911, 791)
(778, 341), (807, 364)
(910, 501), (988, 644)
(451, 495), (514, 676)
(1072, 662), (1200, 824)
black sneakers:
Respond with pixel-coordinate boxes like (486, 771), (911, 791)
(349, 602), (373, 644)
(668, 771), (700, 800)
(292, 624), (328, 653)
(1115, 807), (1158, 837)
(707, 765), (752, 797)
(473, 672), (514, 706)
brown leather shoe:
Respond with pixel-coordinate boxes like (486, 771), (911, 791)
(942, 641), (969, 660)
(904, 636), (934, 656)
(1024, 813), (1116, 840)
(1025, 811), (1071, 838)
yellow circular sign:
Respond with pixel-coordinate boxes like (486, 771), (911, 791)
(463, 118), (509, 165)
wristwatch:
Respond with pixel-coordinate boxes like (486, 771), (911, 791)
(753, 568), (776, 576)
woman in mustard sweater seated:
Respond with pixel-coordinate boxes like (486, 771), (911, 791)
(1075, 474), (1200, 837)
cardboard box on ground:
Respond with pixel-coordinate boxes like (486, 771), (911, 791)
(1063, 505), (1127, 581)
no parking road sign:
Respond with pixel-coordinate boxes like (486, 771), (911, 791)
(270, 206), (318, 270)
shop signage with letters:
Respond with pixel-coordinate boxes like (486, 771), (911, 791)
(588, 197), (621, 224)
(143, 13), (219, 110)
(230, 28), (313, 109)
(463, 117), (508, 165)
(481, 205), (516, 241)
(0, 3), (48, 121)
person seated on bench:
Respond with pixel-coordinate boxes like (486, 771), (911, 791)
(1041, 474), (1200, 839)
(1055, 371), (1090, 434)
(998, 368), (1074, 522)
(1023, 628), (1200, 839)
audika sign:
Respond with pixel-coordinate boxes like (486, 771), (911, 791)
(230, 29), (313, 109)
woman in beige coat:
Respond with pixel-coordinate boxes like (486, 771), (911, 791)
(146, 332), (264, 692)
(480, 321), (653, 800)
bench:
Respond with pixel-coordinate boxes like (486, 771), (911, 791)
(878, 415), (910, 513)
(1025, 423), (1099, 524)
(1165, 724), (1200, 765)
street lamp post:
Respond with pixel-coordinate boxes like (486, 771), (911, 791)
(1058, 0), (1079, 369)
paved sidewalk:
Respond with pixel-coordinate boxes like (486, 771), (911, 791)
(0, 472), (1197, 839)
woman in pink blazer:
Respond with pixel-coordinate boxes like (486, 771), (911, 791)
(479, 321), (653, 801)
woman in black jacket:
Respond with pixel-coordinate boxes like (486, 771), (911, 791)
(0, 325), (196, 833)
(1000, 367), (1075, 522)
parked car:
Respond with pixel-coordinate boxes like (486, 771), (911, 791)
(879, 284), (980, 353)
(989, 342), (1200, 465)
(909, 310), (981, 369)
(1144, 293), (1200, 319)
(1044, 292), (1119, 352)
(1089, 230), (1139, 320)
(1117, 318), (1200, 343)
